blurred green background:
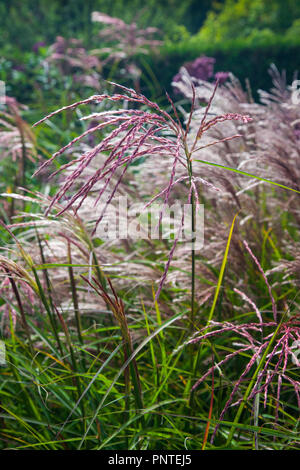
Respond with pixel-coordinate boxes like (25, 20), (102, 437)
(1, 0), (300, 100)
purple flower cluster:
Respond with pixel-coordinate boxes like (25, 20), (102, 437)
(172, 56), (230, 93)
(181, 56), (215, 82)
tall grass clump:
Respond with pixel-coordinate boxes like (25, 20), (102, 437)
(0, 67), (299, 450)
(31, 80), (252, 317)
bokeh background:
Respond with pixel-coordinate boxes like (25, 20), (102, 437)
(1, 0), (300, 103)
